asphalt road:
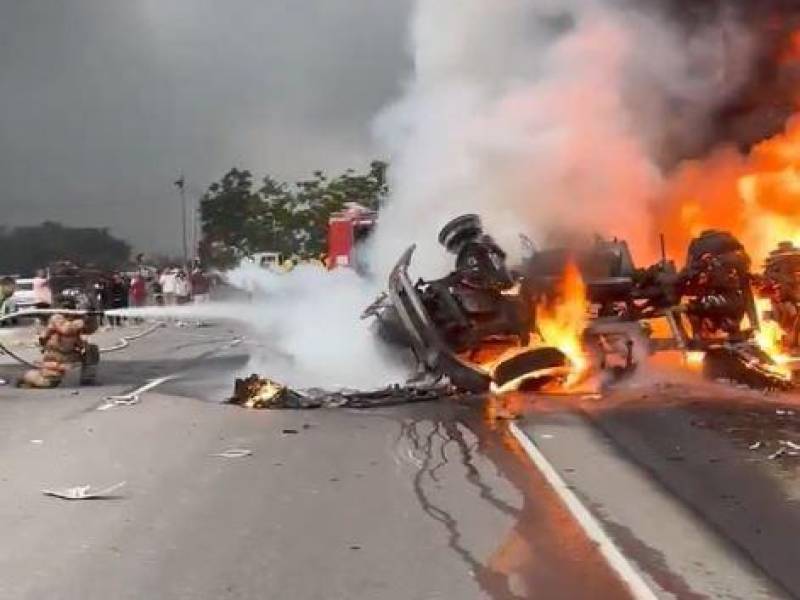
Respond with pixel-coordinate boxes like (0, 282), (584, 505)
(2, 323), (799, 599)
(0, 323), (631, 600)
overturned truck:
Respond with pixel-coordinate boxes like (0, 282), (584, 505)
(363, 215), (793, 393)
(363, 215), (555, 393)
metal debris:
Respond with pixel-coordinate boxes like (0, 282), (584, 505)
(42, 481), (126, 500)
(211, 448), (253, 458)
(230, 375), (475, 410)
(784, 440), (800, 451)
(768, 448), (787, 460)
(703, 345), (793, 391)
(97, 396), (141, 411)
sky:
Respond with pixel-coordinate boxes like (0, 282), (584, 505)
(0, 0), (412, 254)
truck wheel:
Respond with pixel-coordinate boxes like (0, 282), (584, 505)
(492, 347), (569, 391)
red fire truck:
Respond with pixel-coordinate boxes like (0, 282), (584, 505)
(327, 203), (377, 269)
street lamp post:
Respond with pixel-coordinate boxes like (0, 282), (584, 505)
(174, 174), (187, 265)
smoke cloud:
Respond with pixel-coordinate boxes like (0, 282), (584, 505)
(369, 0), (767, 275)
(116, 264), (411, 389)
(224, 263), (410, 388)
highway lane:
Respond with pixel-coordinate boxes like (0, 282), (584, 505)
(0, 323), (632, 600)
(511, 382), (799, 599)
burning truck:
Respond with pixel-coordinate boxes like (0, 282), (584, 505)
(362, 214), (795, 394)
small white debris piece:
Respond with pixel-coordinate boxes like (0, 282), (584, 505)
(768, 448), (787, 460)
(540, 434), (555, 440)
(97, 396), (140, 411)
(776, 409), (796, 416)
(748, 441), (763, 451)
(210, 448), (254, 458)
(42, 481), (126, 500)
(784, 440), (800, 451)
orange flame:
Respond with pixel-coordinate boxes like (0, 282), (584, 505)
(656, 116), (800, 266)
(754, 298), (793, 377)
(779, 29), (800, 66)
(654, 21), (800, 266)
(536, 261), (590, 387)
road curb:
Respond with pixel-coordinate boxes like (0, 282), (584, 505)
(508, 421), (659, 600)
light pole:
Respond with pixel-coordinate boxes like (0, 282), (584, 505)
(174, 174), (187, 265)
(193, 203), (200, 264)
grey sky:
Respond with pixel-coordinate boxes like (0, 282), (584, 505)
(0, 0), (412, 254)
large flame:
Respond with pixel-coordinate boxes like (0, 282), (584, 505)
(536, 261), (590, 387)
(654, 27), (800, 266)
(656, 118), (800, 265)
(472, 261), (590, 391)
(754, 297), (793, 377)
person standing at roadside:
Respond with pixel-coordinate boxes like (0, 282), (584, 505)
(160, 268), (178, 306)
(129, 273), (147, 324)
(190, 268), (210, 303)
(32, 269), (52, 308)
(0, 277), (17, 323)
(108, 274), (129, 326)
(130, 273), (147, 308)
(175, 270), (190, 304)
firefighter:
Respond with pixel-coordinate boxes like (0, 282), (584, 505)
(18, 295), (100, 388)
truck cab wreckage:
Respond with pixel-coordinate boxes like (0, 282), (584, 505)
(363, 214), (795, 394)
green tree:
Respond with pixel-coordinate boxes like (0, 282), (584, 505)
(199, 161), (389, 268)
(199, 168), (261, 268)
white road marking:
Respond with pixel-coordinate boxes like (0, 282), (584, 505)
(99, 335), (244, 409)
(508, 422), (658, 600)
(100, 376), (175, 409)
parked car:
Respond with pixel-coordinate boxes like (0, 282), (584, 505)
(12, 278), (36, 310)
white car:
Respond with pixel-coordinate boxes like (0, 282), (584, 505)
(12, 278), (37, 310)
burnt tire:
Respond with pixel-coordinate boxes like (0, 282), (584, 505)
(438, 214), (482, 254)
(493, 346), (568, 390)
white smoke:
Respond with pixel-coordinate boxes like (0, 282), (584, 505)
(370, 0), (755, 275)
(115, 263), (412, 389)
(222, 263), (412, 388)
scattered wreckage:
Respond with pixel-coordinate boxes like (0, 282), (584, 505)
(361, 214), (796, 394)
(229, 374), (476, 409)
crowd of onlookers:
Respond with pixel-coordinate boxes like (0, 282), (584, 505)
(154, 267), (211, 305)
(0, 265), (214, 326)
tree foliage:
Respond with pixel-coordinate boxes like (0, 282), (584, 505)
(199, 161), (388, 268)
(0, 222), (131, 275)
